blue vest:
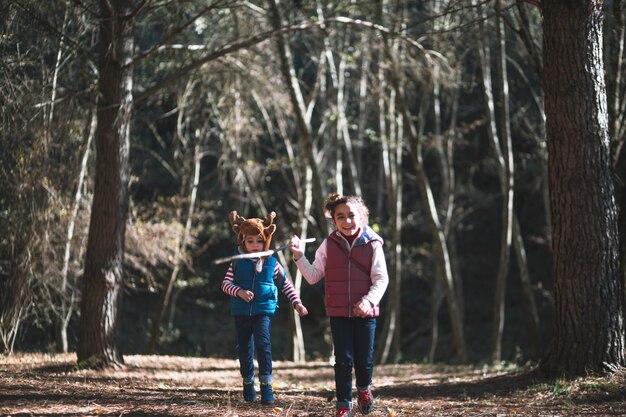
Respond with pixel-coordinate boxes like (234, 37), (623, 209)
(230, 257), (279, 316)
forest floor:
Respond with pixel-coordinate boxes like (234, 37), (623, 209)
(0, 353), (625, 417)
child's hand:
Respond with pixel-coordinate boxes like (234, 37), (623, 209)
(237, 289), (254, 302)
(295, 303), (308, 317)
(352, 298), (373, 317)
(290, 235), (303, 260)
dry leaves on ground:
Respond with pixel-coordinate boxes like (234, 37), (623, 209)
(1, 353), (624, 416)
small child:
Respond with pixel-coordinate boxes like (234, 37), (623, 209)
(222, 210), (308, 405)
(290, 193), (388, 417)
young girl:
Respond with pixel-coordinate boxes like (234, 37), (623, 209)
(290, 194), (388, 417)
(222, 211), (308, 405)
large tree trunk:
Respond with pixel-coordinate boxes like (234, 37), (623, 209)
(77, 0), (134, 368)
(541, 0), (625, 376)
(606, 0), (625, 145)
(606, 0), (626, 335)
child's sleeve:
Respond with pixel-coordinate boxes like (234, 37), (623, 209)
(221, 263), (241, 297)
(293, 239), (327, 285)
(363, 241), (389, 306)
(274, 263), (303, 306)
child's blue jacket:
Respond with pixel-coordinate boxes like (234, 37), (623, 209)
(230, 257), (279, 316)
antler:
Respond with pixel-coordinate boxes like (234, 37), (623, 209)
(263, 211), (276, 227)
(229, 210), (246, 234)
(228, 210), (277, 253)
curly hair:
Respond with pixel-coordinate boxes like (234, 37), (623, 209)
(323, 192), (370, 220)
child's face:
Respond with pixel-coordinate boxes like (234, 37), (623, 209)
(243, 234), (265, 253)
(333, 202), (362, 236)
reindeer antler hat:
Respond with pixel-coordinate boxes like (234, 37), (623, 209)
(229, 211), (277, 253)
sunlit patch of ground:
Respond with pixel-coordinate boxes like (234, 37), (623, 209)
(1, 353), (624, 416)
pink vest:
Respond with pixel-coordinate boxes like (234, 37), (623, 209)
(324, 230), (381, 317)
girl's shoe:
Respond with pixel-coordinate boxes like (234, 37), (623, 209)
(242, 379), (256, 402)
(335, 407), (352, 417)
(357, 388), (373, 414)
(260, 381), (274, 405)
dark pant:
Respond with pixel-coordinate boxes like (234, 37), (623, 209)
(330, 316), (376, 409)
(234, 314), (273, 383)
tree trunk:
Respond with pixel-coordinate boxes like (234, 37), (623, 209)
(252, 90), (308, 361)
(147, 139), (201, 354)
(606, 0), (626, 335)
(288, 165), (314, 363)
(606, 0), (625, 145)
(513, 216), (541, 360)
(476, 0), (515, 363)
(384, 43), (467, 363)
(377, 64), (403, 364)
(267, 0), (328, 232)
(405, 97), (467, 363)
(77, 0), (134, 368)
(146, 78), (203, 354)
(57, 106), (97, 353)
(355, 31), (371, 181)
(316, 2), (356, 196)
(541, 0), (625, 376)
(426, 0), (464, 362)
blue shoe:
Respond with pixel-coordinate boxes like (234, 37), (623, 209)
(260, 381), (274, 405)
(243, 378), (256, 402)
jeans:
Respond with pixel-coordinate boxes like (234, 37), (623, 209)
(330, 316), (376, 409)
(234, 314), (273, 383)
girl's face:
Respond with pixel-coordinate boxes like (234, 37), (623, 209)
(333, 202), (362, 236)
(244, 234), (265, 253)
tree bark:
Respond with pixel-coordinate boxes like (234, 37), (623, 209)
(606, 0), (626, 335)
(541, 0), (625, 376)
(606, 0), (625, 145)
(77, 0), (134, 368)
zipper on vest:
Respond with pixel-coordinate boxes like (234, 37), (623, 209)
(340, 234), (357, 318)
(337, 233), (361, 318)
(348, 247), (352, 318)
(250, 268), (256, 316)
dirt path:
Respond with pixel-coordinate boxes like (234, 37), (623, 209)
(1, 354), (624, 416)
